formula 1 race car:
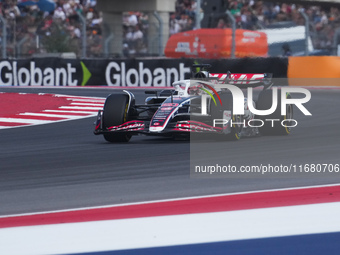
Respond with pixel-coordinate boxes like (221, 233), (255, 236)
(94, 64), (294, 142)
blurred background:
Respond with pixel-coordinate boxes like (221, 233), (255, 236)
(0, 0), (339, 59)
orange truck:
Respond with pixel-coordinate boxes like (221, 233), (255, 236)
(164, 28), (268, 58)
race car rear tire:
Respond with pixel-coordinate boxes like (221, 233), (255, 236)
(210, 92), (243, 141)
(102, 93), (132, 143)
(256, 89), (293, 135)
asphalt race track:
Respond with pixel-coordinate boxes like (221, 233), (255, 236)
(0, 86), (339, 216)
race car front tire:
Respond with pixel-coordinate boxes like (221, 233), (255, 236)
(102, 93), (132, 143)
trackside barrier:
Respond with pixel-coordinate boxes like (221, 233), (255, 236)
(288, 56), (340, 86)
(0, 57), (288, 86)
(2, 57), (340, 87)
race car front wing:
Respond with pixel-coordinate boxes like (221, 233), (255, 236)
(94, 110), (225, 135)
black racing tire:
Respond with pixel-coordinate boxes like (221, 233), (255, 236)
(210, 92), (243, 141)
(102, 93), (132, 143)
(256, 89), (294, 136)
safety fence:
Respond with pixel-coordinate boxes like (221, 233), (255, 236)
(1, 5), (339, 59)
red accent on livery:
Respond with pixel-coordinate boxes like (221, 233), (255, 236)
(202, 83), (223, 106)
(150, 103), (180, 128)
(174, 121), (222, 133)
(108, 121), (145, 131)
(210, 73), (265, 84)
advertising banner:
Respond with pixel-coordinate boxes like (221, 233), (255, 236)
(0, 57), (288, 86)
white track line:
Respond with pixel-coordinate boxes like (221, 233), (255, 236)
(0, 126), (14, 129)
(19, 113), (93, 119)
(66, 98), (106, 102)
(70, 103), (104, 106)
(58, 106), (102, 110)
(54, 94), (105, 100)
(0, 118), (54, 124)
(2, 183), (340, 219)
(43, 110), (99, 114)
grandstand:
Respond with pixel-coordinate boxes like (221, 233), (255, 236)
(0, 0), (339, 58)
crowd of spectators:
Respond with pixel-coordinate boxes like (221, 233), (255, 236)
(0, 0), (101, 57)
(1, 0), (340, 57)
(122, 12), (148, 57)
(170, 0), (340, 54)
(236, 1), (340, 52)
(170, 0), (196, 35)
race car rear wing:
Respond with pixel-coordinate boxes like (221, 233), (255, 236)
(191, 64), (273, 89)
(210, 72), (273, 89)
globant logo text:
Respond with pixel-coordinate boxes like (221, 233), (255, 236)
(0, 61), (78, 86)
(105, 62), (191, 87)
